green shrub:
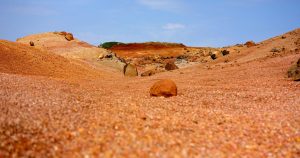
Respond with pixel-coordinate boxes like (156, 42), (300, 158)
(99, 42), (124, 49)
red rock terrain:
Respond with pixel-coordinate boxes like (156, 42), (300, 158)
(0, 29), (300, 157)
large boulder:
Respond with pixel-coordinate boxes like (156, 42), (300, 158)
(124, 64), (138, 77)
(150, 79), (177, 97)
(288, 58), (300, 81)
(165, 61), (178, 71)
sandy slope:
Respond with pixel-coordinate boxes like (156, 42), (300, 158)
(16, 32), (109, 60)
(0, 40), (113, 80)
(0, 29), (300, 157)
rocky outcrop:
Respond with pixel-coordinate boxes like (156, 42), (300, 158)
(150, 79), (177, 97)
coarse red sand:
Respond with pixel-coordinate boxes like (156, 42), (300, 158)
(0, 30), (300, 157)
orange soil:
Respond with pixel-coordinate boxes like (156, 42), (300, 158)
(110, 42), (187, 58)
(0, 40), (106, 80)
(0, 29), (300, 157)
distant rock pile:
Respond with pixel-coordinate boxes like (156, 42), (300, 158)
(287, 58), (300, 81)
(150, 79), (177, 97)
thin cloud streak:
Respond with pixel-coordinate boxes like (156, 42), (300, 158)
(163, 23), (186, 30)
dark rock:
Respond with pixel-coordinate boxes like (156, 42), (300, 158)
(105, 54), (113, 58)
(29, 41), (34, 46)
(221, 50), (230, 56)
(210, 54), (217, 60)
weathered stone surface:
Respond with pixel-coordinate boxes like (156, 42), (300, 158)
(124, 64), (138, 77)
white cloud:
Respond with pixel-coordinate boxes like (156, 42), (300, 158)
(163, 23), (186, 30)
(137, 0), (182, 11)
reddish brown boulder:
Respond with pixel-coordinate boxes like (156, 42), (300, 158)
(65, 33), (74, 41)
(165, 61), (178, 71)
(150, 79), (177, 97)
(244, 41), (256, 47)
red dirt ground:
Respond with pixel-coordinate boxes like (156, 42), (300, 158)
(109, 42), (189, 58)
(0, 29), (300, 157)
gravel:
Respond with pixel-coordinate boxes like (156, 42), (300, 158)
(0, 53), (300, 157)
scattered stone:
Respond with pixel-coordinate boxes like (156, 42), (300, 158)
(150, 79), (177, 97)
(244, 41), (256, 47)
(210, 54), (217, 60)
(281, 35), (287, 39)
(176, 55), (188, 60)
(65, 33), (74, 41)
(235, 44), (244, 47)
(209, 51), (222, 60)
(105, 54), (113, 59)
(221, 50), (230, 56)
(165, 62), (179, 71)
(124, 64), (138, 77)
(141, 69), (157, 77)
(99, 53), (105, 58)
(288, 58), (300, 81)
(29, 41), (34, 46)
(270, 47), (281, 53)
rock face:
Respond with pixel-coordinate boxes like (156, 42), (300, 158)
(124, 64), (138, 77)
(245, 41), (256, 47)
(288, 58), (300, 81)
(65, 33), (74, 41)
(150, 79), (177, 97)
(165, 62), (178, 71)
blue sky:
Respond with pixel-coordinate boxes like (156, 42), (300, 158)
(0, 0), (299, 47)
